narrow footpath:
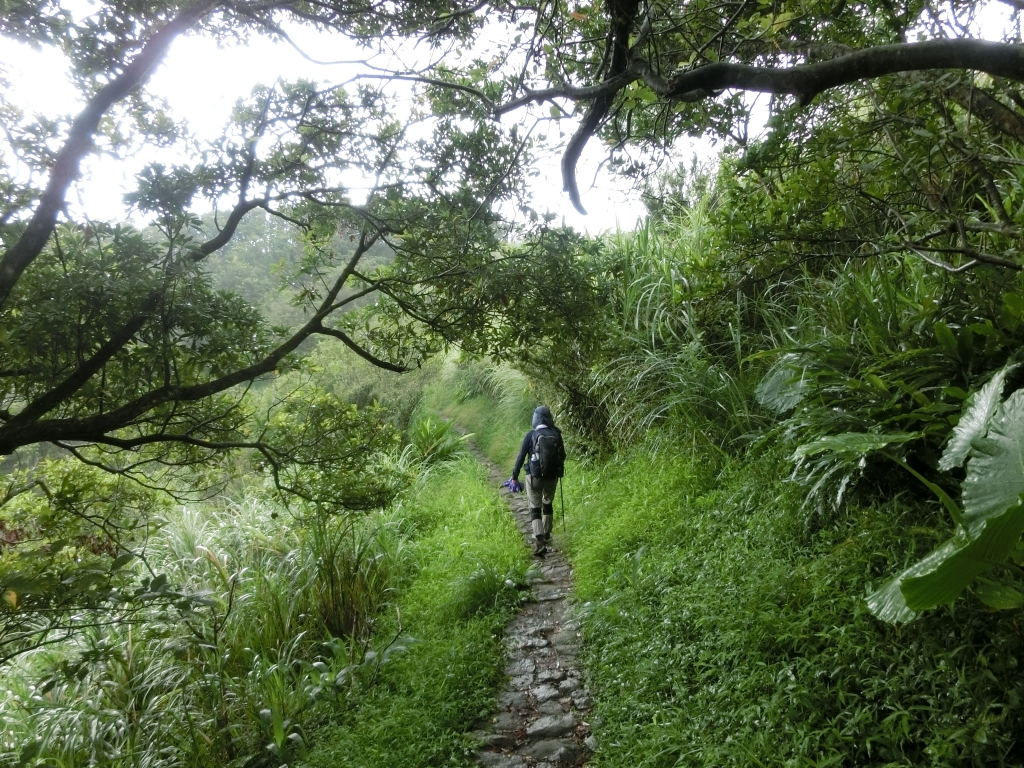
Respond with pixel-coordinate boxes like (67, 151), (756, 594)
(469, 448), (594, 768)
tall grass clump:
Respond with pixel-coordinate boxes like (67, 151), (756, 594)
(407, 415), (472, 465)
(588, 214), (768, 451)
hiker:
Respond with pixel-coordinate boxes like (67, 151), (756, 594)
(508, 405), (565, 557)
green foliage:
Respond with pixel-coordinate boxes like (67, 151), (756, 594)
(750, 257), (1010, 505)
(299, 457), (529, 768)
(429, 356), (540, 468)
(407, 416), (471, 465)
(258, 383), (401, 512)
(869, 379), (1024, 621)
(565, 441), (1024, 767)
(0, 460), (170, 662)
(1, 457), (527, 768)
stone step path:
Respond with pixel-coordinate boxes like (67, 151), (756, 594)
(469, 450), (593, 768)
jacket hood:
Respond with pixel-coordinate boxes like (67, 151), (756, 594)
(532, 405), (555, 429)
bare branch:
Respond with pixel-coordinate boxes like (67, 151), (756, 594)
(314, 324), (409, 372)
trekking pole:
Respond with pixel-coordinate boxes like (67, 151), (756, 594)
(559, 477), (565, 532)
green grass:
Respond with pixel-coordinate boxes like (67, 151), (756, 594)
(425, 358), (537, 470)
(0, 455), (528, 768)
(564, 441), (1024, 767)
(299, 457), (530, 768)
(424, 348), (1024, 767)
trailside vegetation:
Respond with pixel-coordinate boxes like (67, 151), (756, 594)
(431, 212), (1024, 762)
(1, 347), (531, 765)
(6, 1), (1024, 766)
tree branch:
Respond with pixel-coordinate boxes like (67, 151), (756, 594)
(314, 324), (409, 372)
(550, 38), (1024, 211)
(0, 0), (218, 310)
(655, 39), (1024, 106)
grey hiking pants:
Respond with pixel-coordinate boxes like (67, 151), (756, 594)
(526, 474), (558, 511)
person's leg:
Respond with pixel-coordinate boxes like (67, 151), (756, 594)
(540, 478), (557, 544)
(526, 476), (546, 556)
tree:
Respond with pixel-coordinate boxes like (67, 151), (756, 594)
(343, 1), (1024, 271)
(321, 1), (1017, 214)
(0, 3), (534, 471)
(0, 0), (537, 659)
(7, 1), (1024, 476)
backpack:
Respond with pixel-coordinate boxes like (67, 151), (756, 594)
(531, 427), (565, 479)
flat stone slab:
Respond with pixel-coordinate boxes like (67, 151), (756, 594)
(472, 731), (516, 749)
(550, 630), (579, 647)
(526, 714), (577, 738)
(523, 739), (576, 762)
(558, 677), (581, 694)
(477, 753), (526, 768)
(507, 658), (535, 676)
(535, 586), (570, 601)
(531, 683), (560, 702)
(513, 636), (550, 649)
(538, 700), (567, 715)
(536, 667), (567, 683)
(491, 712), (520, 733)
(498, 691), (530, 710)
(509, 674), (534, 691)
(518, 623), (555, 636)
(571, 690), (592, 710)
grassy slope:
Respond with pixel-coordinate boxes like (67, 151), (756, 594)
(301, 457), (529, 768)
(433, 392), (526, 470)
(567, 444), (1024, 767)
(433, 370), (1024, 767)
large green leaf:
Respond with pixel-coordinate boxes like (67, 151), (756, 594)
(869, 389), (1024, 622)
(867, 502), (1024, 622)
(961, 388), (1024, 526)
(938, 363), (1017, 471)
(975, 580), (1024, 610)
(793, 431), (921, 460)
(755, 354), (806, 413)
(901, 503), (1024, 608)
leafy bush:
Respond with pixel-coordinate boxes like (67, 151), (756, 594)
(407, 416), (471, 465)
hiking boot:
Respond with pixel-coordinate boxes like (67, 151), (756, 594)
(533, 538), (547, 557)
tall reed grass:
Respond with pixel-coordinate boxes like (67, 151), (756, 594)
(2, 494), (420, 766)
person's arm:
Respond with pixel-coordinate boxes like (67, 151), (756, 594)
(511, 431), (532, 480)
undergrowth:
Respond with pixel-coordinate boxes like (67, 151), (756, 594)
(1, 456), (528, 768)
(566, 441), (1024, 767)
(298, 456), (530, 767)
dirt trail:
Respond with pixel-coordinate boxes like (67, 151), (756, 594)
(469, 446), (594, 768)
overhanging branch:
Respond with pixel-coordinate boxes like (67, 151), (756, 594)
(547, 38), (1024, 213)
(0, 0), (218, 310)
